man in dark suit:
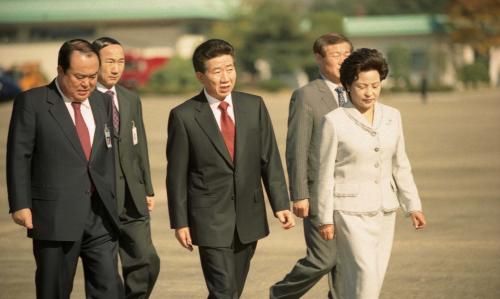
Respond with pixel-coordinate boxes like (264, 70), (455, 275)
(6, 39), (123, 299)
(270, 33), (353, 299)
(166, 39), (295, 299)
(93, 37), (160, 299)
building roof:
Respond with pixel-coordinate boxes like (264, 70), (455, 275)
(0, 0), (238, 24)
(344, 14), (447, 37)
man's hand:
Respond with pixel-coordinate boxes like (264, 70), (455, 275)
(275, 210), (295, 230)
(146, 196), (155, 212)
(292, 198), (309, 218)
(410, 211), (426, 230)
(319, 224), (334, 240)
(11, 208), (33, 229)
(175, 227), (193, 251)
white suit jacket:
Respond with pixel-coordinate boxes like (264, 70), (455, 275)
(317, 101), (422, 224)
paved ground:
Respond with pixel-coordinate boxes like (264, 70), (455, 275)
(1, 88), (499, 299)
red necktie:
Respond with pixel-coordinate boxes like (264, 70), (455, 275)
(72, 102), (92, 160)
(218, 101), (235, 161)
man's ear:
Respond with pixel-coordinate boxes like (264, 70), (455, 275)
(314, 53), (323, 64)
(195, 71), (204, 83)
(57, 65), (63, 77)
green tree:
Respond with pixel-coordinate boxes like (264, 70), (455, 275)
(448, 0), (500, 57)
(210, 0), (347, 87)
(325, 0), (451, 15)
(387, 45), (411, 90)
(144, 56), (200, 94)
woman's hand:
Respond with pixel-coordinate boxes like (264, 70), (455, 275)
(319, 224), (335, 240)
(410, 211), (426, 230)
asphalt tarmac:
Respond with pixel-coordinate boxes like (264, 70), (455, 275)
(1, 88), (499, 299)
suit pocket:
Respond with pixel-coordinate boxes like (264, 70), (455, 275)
(189, 196), (217, 208)
(254, 188), (264, 203)
(390, 179), (398, 193)
(132, 161), (145, 184)
(334, 184), (359, 197)
(189, 173), (208, 192)
(31, 186), (58, 201)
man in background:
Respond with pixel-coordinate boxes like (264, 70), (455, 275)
(93, 37), (159, 299)
(270, 33), (353, 299)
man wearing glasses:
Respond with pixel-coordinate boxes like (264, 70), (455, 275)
(270, 33), (353, 299)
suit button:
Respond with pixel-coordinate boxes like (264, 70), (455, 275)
(371, 132), (376, 137)
(374, 147), (380, 152)
(374, 180), (379, 184)
(85, 190), (91, 195)
(119, 175), (124, 180)
(374, 162), (380, 168)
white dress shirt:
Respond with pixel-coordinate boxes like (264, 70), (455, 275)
(97, 83), (119, 111)
(321, 73), (348, 106)
(204, 89), (236, 130)
(55, 79), (96, 145)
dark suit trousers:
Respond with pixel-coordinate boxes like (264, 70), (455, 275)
(198, 233), (257, 299)
(119, 186), (160, 299)
(33, 194), (123, 299)
(270, 217), (337, 299)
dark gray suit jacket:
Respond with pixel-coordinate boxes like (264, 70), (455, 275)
(285, 78), (338, 220)
(166, 91), (289, 247)
(113, 85), (154, 216)
(6, 81), (118, 241)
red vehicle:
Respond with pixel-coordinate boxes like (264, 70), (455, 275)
(120, 49), (169, 90)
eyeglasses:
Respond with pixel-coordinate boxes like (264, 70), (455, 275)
(327, 52), (351, 59)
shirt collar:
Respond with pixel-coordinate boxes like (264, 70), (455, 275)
(204, 89), (233, 108)
(320, 73), (342, 90)
(55, 77), (91, 108)
(97, 82), (116, 95)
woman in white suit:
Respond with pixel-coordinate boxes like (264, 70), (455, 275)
(316, 48), (426, 299)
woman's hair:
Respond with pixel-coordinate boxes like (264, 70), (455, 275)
(340, 48), (388, 89)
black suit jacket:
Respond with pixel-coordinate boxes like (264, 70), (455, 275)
(113, 85), (154, 216)
(6, 80), (118, 241)
(166, 91), (290, 247)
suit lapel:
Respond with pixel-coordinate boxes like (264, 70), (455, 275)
(343, 101), (382, 135)
(314, 79), (338, 111)
(46, 81), (87, 162)
(193, 92), (234, 168)
(232, 93), (246, 167)
(116, 86), (130, 136)
(89, 92), (105, 161)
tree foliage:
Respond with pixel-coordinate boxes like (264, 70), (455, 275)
(387, 45), (411, 89)
(144, 56), (200, 94)
(448, 0), (500, 56)
(209, 0), (345, 85)
(323, 0), (451, 16)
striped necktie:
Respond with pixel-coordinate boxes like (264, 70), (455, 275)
(106, 90), (120, 133)
(335, 86), (346, 107)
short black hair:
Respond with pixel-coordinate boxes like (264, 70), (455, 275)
(92, 36), (122, 53)
(313, 33), (353, 57)
(58, 39), (99, 73)
(192, 39), (235, 73)
(340, 48), (389, 89)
